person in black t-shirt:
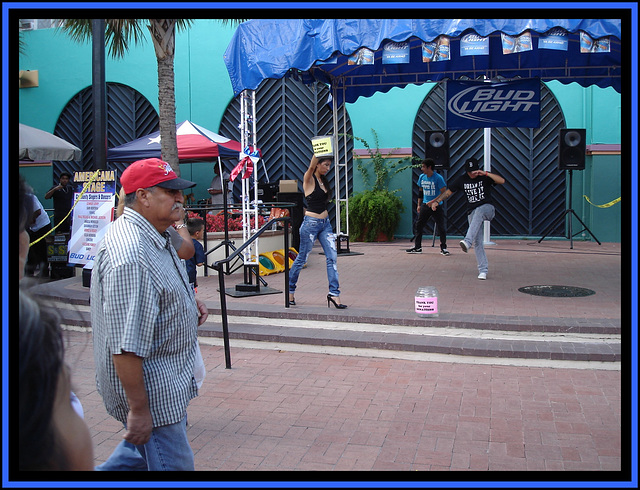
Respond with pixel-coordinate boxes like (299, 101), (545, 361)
(45, 172), (75, 233)
(430, 157), (505, 280)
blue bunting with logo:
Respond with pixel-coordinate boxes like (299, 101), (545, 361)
(446, 78), (540, 130)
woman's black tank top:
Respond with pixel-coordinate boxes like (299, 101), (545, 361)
(305, 175), (328, 214)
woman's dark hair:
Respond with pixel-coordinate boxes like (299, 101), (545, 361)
(18, 290), (70, 471)
(19, 175), (34, 233)
(317, 158), (332, 199)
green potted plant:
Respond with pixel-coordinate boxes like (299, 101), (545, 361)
(342, 129), (413, 242)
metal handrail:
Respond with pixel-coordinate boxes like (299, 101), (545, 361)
(186, 201), (292, 277)
(210, 215), (292, 369)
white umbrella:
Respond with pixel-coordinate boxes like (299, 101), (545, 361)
(19, 123), (82, 161)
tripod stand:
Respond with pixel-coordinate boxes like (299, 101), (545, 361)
(538, 169), (601, 249)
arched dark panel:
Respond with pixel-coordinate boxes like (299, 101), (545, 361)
(411, 81), (566, 237)
(219, 78), (353, 224)
(53, 82), (158, 182)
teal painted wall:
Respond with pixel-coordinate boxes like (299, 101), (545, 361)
(18, 20), (239, 130)
(18, 21), (239, 208)
(576, 154), (621, 243)
(18, 21), (622, 242)
(346, 83), (434, 149)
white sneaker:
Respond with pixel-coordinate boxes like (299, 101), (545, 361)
(478, 272), (487, 280)
(459, 240), (469, 253)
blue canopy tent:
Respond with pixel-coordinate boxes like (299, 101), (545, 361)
(224, 19), (621, 106)
(224, 18), (622, 244)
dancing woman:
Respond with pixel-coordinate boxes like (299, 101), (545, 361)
(288, 155), (347, 309)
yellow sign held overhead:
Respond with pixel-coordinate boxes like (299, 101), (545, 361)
(311, 135), (333, 157)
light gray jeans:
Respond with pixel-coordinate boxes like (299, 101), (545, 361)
(462, 203), (495, 274)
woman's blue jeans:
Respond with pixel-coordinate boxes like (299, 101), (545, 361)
(289, 216), (340, 297)
(462, 203), (495, 274)
(95, 415), (194, 471)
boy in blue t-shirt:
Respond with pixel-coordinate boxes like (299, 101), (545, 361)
(406, 158), (450, 255)
(185, 218), (206, 291)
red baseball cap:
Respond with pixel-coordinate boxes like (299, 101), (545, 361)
(120, 158), (196, 194)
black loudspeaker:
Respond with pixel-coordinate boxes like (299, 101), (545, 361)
(425, 130), (449, 169)
(257, 181), (278, 202)
(558, 128), (586, 170)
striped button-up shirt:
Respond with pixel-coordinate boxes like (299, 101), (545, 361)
(90, 207), (198, 427)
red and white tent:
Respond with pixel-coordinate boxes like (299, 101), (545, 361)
(106, 120), (242, 162)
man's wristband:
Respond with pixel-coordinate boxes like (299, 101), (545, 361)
(175, 223), (187, 230)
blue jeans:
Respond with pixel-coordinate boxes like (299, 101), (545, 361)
(462, 203), (495, 274)
(289, 216), (340, 297)
(95, 415), (194, 471)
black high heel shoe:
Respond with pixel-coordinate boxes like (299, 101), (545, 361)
(327, 294), (347, 309)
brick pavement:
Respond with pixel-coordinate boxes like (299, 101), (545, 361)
(26, 238), (627, 480)
(63, 329), (622, 476)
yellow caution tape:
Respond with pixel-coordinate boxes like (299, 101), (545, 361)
(30, 169), (102, 246)
(583, 195), (621, 208)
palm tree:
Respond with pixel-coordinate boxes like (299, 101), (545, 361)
(59, 19), (247, 175)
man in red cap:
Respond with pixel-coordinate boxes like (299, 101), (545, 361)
(90, 158), (208, 471)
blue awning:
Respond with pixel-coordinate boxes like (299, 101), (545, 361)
(224, 19), (622, 106)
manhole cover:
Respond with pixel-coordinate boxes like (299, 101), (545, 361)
(518, 285), (596, 297)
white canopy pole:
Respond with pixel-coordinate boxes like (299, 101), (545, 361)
(332, 85), (340, 233)
(216, 156), (223, 191)
(483, 126), (495, 245)
(239, 90), (259, 266)
(341, 88), (349, 240)
(483, 76), (495, 246)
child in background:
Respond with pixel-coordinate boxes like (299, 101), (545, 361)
(185, 217), (207, 393)
(185, 218), (206, 292)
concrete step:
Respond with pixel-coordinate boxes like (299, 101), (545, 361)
(53, 303), (620, 364)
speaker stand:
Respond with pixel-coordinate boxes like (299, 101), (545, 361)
(538, 170), (601, 249)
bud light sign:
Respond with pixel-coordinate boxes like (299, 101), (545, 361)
(446, 78), (540, 130)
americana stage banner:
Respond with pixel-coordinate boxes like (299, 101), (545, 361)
(445, 78), (540, 130)
(67, 170), (116, 266)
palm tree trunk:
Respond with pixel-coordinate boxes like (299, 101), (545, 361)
(149, 20), (180, 175)
(156, 54), (179, 174)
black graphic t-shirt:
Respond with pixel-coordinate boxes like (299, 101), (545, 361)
(449, 174), (495, 212)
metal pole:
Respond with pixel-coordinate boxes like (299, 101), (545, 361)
(483, 126), (495, 245)
(216, 264), (232, 369)
(92, 19), (106, 171)
(332, 85), (340, 233)
(341, 89), (349, 239)
(482, 76), (494, 246)
(284, 217), (290, 307)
